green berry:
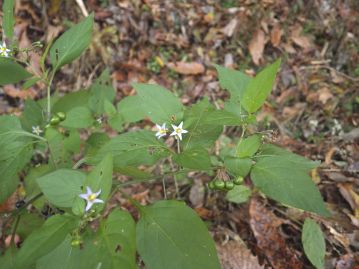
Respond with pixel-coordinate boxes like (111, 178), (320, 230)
(50, 115), (60, 125)
(225, 181), (235, 190)
(71, 239), (81, 247)
(233, 176), (244, 185)
(213, 179), (225, 190)
(56, 112), (66, 121)
(208, 181), (215, 190)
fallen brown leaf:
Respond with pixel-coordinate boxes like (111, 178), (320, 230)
(249, 196), (303, 269)
(249, 29), (267, 65)
(167, 62), (205, 75)
(217, 241), (264, 269)
(271, 24), (283, 47)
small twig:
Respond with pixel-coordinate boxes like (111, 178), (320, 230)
(75, 0), (89, 17)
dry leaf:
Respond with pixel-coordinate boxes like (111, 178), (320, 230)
(249, 29), (267, 65)
(290, 25), (313, 50)
(271, 24), (283, 47)
(3, 85), (37, 99)
(222, 18), (238, 37)
(167, 62), (205, 75)
(217, 241), (264, 269)
(318, 87), (334, 104)
(249, 196), (303, 269)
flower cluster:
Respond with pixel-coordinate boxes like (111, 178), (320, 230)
(0, 42), (10, 57)
(155, 121), (188, 141)
(79, 186), (104, 212)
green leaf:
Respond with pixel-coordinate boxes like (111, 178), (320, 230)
(0, 58), (32, 85)
(15, 212), (45, 239)
(85, 153), (113, 202)
(50, 14), (94, 71)
(22, 76), (41, 89)
(251, 156), (330, 216)
(37, 209), (136, 269)
(88, 69), (116, 115)
(182, 99), (223, 150)
(214, 64), (251, 102)
(133, 83), (183, 123)
(224, 157), (252, 177)
(3, 0), (15, 40)
(20, 99), (44, 132)
(137, 200), (220, 269)
(88, 130), (170, 168)
(36, 169), (86, 207)
(226, 185), (251, 204)
(302, 219), (326, 269)
(14, 214), (79, 269)
(117, 95), (146, 123)
(84, 132), (110, 158)
(45, 127), (72, 168)
(52, 90), (90, 113)
(0, 116), (33, 203)
(63, 130), (81, 153)
(60, 107), (93, 129)
(204, 110), (243, 126)
(174, 148), (211, 170)
(241, 59), (281, 113)
(236, 134), (261, 158)
(259, 144), (320, 170)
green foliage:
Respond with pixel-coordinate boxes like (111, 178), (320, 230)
(50, 14), (94, 71)
(136, 200), (221, 269)
(2, 0), (15, 40)
(174, 148), (211, 170)
(302, 219), (326, 269)
(0, 58), (32, 85)
(224, 157), (252, 177)
(60, 107), (93, 128)
(37, 169), (86, 207)
(133, 83), (184, 123)
(251, 154), (330, 216)
(117, 95), (146, 123)
(226, 185), (251, 204)
(14, 214), (79, 269)
(236, 134), (262, 158)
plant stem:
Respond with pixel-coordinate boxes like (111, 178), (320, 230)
(46, 71), (55, 121)
(10, 215), (20, 247)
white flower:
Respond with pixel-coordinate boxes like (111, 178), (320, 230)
(155, 123), (168, 139)
(170, 121), (188, 141)
(32, 126), (43, 136)
(331, 119), (343, 136)
(0, 42), (10, 57)
(79, 186), (104, 212)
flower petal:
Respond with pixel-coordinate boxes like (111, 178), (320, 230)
(171, 124), (177, 130)
(85, 201), (94, 212)
(177, 133), (183, 140)
(178, 121), (183, 128)
(170, 130), (177, 136)
(95, 189), (101, 196)
(79, 194), (88, 200)
(182, 129), (188, 134)
(86, 186), (92, 194)
(93, 199), (104, 204)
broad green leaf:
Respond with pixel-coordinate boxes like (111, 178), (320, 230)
(302, 219), (326, 269)
(45, 127), (72, 168)
(0, 247), (17, 269)
(15, 212), (44, 239)
(37, 209), (136, 269)
(182, 99), (223, 150)
(224, 157), (252, 177)
(258, 144), (320, 170)
(20, 99), (44, 132)
(0, 58), (31, 85)
(88, 130), (171, 168)
(224, 100), (246, 119)
(133, 83), (183, 123)
(236, 134), (261, 158)
(36, 169), (86, 207)
(226, 185), (251, 204)
(24, 165), (50, 208)
(241, 59), (281, 113)
(214, 64), (251, 102)
(60, 107), (93, 129)
(84, 132), (110, 158)
(50, 14), (94, 71)
(174, 148), (211, 170)
(52, 90), (90, 113)
(88, 69), (115, 115)
(137, 200), (220, 269)
(251, 156), (330, 216)
(0, 116), (33, 203)
(63, 129), (81, 153)
(14, 214), (79, 269)
(117, 95), (146, 123)
(204, 110), (243, 126)
(3, 0), (15, 40)
(84, 153), (113, 204)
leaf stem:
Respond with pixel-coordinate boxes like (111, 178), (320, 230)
(46, 71), (55, 121)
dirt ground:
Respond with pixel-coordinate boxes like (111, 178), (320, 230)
(0, 0), (358, 268)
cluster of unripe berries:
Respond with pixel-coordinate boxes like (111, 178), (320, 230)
(48, 111), (66, 126)
(208, 176), (244, 191)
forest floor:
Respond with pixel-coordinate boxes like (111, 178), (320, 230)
(0, 0), (358, 268)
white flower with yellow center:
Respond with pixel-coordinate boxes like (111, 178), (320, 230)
(79, 186), (104, 212)
(155, 123), (168, 139)
(170, 121), (188, 141)
(0, 42), (10, 57)
(32, 126), (43, 136)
